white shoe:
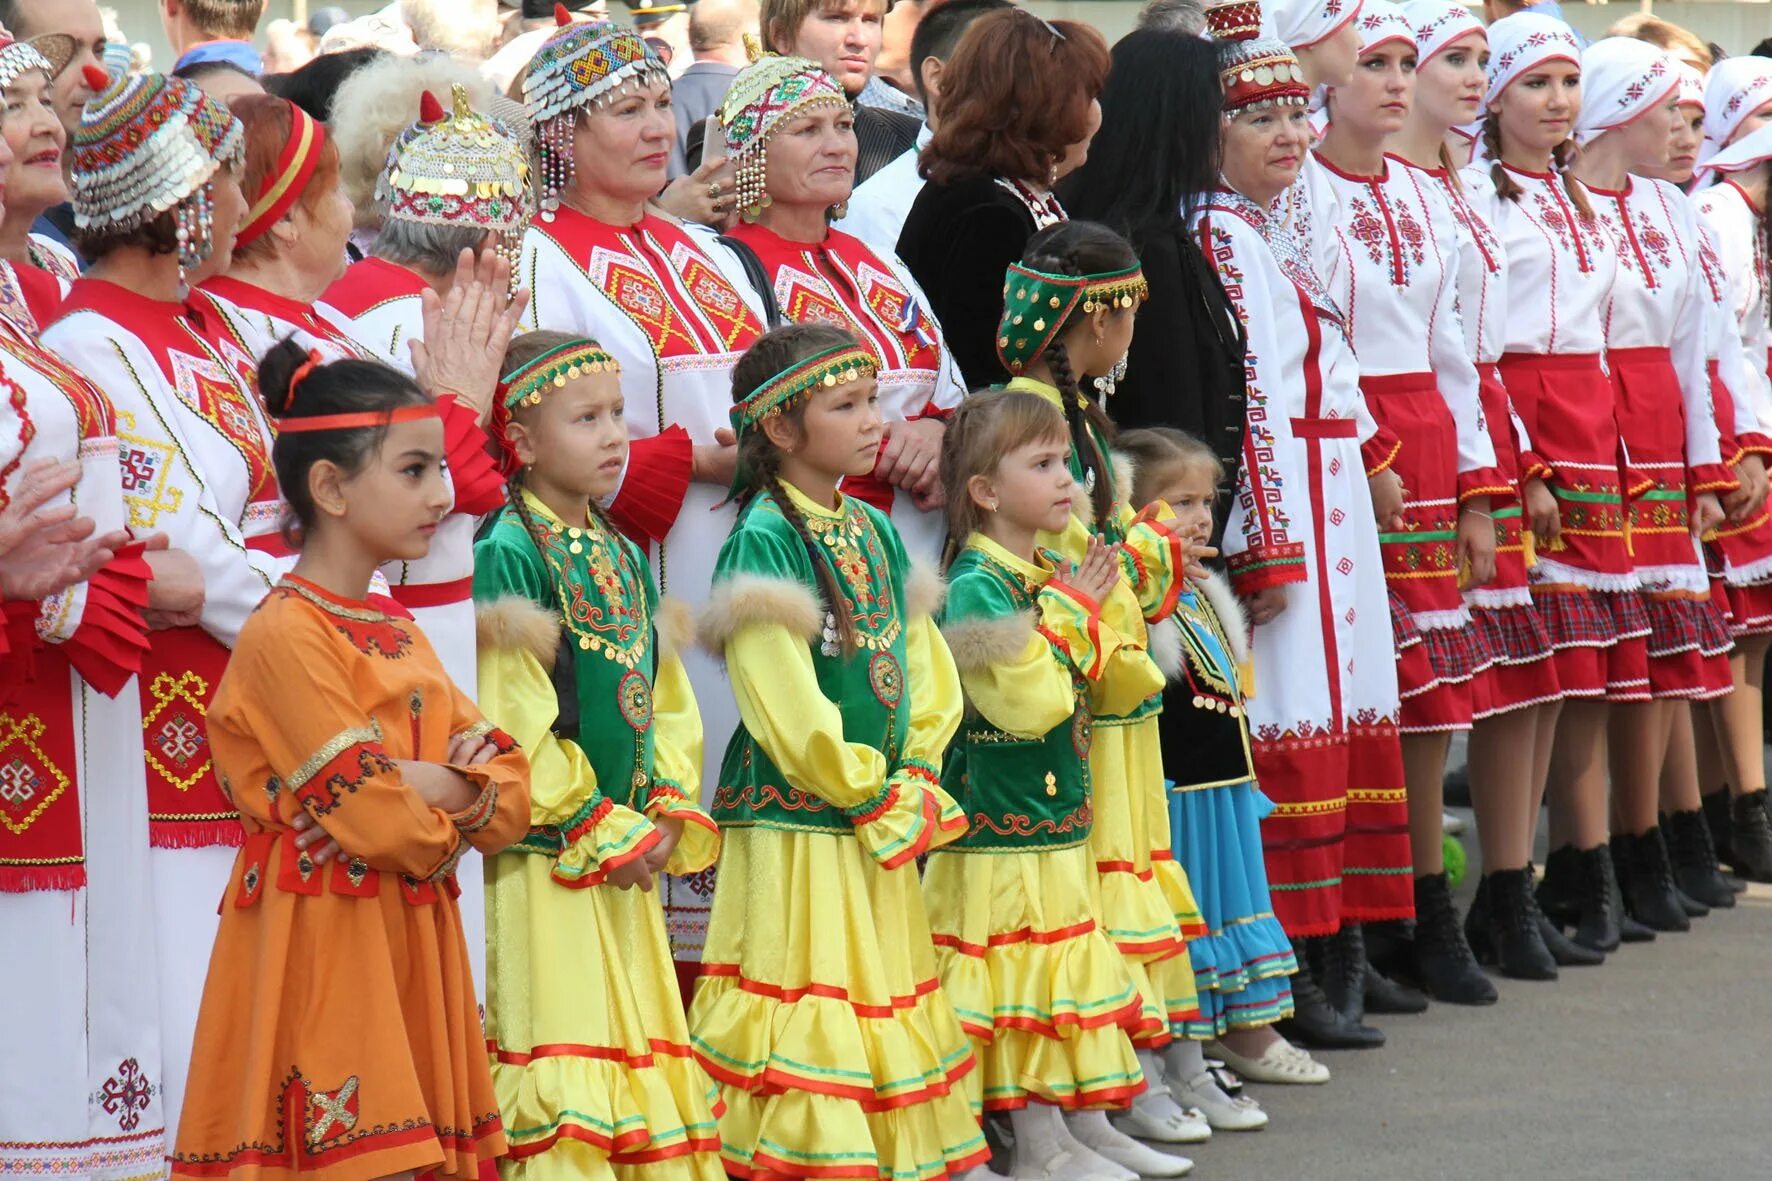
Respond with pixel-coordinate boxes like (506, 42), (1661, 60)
(959, 1168), (1016, 1181)
(1066, 1112), (1194, 1178)
(1010, 1147), (1134, 1181)
(1207, 1038), (1331, 1086)
(1443, 808), (1468, 836)
(1172, 1069), (1269, 1132)
(1110, 1088), (1213, 1145)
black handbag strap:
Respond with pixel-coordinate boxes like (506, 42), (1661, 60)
(717, 233), (787, 329)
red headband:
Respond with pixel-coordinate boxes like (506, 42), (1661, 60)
(278, 404), (440, 434)
(236, 103), (326, 249)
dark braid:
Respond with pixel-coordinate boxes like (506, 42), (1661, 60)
(1045, 340), (1116, 524)
(1484, 114), (1522, 203)
(1438, 141), (1463, 196)
(731, 323), (870, 655)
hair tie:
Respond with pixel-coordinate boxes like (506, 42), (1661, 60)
(287, 348), (324, 406)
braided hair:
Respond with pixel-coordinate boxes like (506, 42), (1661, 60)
(730, 322), (870, 654)
(1484, 111), (1592, 217)
(1017, 220), (1140, 524)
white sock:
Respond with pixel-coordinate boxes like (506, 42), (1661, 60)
(1067, 1111), (1192, 1176)
(1010, 1106), (1121, 1180)
(1162, 1039), (1207, 1083)
(1131, 1049), (1189, 1120)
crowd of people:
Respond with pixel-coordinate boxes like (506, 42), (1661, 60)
(2, 0), (1771, 1177)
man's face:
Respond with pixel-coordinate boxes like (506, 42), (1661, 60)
(11, 0), (108, 140)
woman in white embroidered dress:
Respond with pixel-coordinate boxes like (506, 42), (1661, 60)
(0, 44), (78, 326)
(1316, 0), (1502, 1006)
(1391, 0), (1594, 979)
(1192, 9), (1409, 1056)
(1462, 14), (1643, 956)
(516, 16), (766, 969)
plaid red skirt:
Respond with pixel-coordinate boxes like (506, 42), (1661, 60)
(1641, 591), (1734, 700)
(1392, 592), (1488, 732)
(1470, 603), (1561, 720)
(1530, 585), (1644, 700)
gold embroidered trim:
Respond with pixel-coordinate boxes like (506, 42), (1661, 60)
(285, 721), (385, 794)
(279, 579), (394, 624)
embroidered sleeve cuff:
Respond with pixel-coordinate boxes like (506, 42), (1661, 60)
(1689, 463), (1741, 496)
(59, 546), (152, 698)
(1518, 452), (1553, 483)
(550, 795), (661, 888)
(1363, 431), (1402, 478)
(1736, 433), (1772, 460)
(1622, 467), (1657, 501)
(1226, 543), (1308, 595)
(437, 395), (506, 517)
(1457, 467), (1516, 506)
(608, 425), (694, 545)
(1036, 580), (1114, 681)
(847, 772), (967, 869)
(642, 779), (720, 874)
(1126, 502), (1188, 622)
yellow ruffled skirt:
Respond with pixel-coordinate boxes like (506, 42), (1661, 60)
(923, 842), (1148, 1111)
(1089, 716), (1203, 1040)
(484, 852), (726, 1181)
(688, 825), (991, 1180)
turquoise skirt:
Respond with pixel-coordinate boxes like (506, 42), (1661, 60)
(1166, 777), (1297, 1038)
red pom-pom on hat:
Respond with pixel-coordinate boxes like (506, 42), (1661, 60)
(555, 3), (572, 25)
(81, 63), (110, 92)
(418, 89), (445, 124)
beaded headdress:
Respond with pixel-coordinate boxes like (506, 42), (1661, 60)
(0, 33), (50, 90)
(718, 56), (849, 221)
(726, 341), (877, 496)
(72, 68), (244, 281)
(521, 5), (670, 217)
(1205, 0), (1311, 114)
(490, 338), (622, 474)
(995, 262), (1149, 375)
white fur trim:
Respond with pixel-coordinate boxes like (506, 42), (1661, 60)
(475, 595), (560, 669)
(655, 596), (695, 659)
(942, 610), (1037, 673)
(1147, 616), (1185, 681)
(906, 563), (948, 619)
(698, 573), (824, 652)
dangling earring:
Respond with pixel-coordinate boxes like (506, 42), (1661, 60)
(1094, 355), (1129, 400)
(830, 200), (849, 220)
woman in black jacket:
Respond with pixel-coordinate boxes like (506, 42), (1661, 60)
(1060, 29), (1248, 546)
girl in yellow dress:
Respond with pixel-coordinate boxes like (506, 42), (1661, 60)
(472, 331), (725, 1179)
(925, 390), (1176, 1179)
(689, 323), (991, 1180)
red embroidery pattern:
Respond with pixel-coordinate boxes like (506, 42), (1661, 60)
(98, 1059), (154, 1132)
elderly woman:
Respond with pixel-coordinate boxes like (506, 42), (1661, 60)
(0, 39), (176, 1181)
(516, 14), (767, 971)
(0, 34), (78, 323)
(716, 54), (963, 562)
(896, 7), (1108, 388)
(1190, 6), (1408, 1057)
(40, 67), (266, 1143)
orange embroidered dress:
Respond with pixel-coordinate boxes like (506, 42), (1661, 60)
(170, 578), (530, 1180)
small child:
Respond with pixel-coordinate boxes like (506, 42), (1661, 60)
(688, 323), (990, 1180)
(925, 389), (1164, 1179)
(1120, 426), (1332, 1120)
(472, 330), (726, 1178)
(171, 341), (530, 1180)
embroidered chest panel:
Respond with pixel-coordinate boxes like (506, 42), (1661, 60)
(787, 498), (903, 647)
(772, 254), (940, 373)
(1344, 186), (1427, 285)
(168, 348), (276, 504)
(538, 517), (651, 667)
(1604, 199), (1677, 289)
(281, 582), (416, 659)
(1526, 184), (1612, 269)
(1443, 182), (1502, 276)
(585, 230), (761, 358)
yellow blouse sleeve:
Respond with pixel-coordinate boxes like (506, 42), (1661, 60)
(1121, 500), (1190, 623)
(959, 625), (1077, 739)
(645, 647), (719, 874)
(1088, 578), (1168, 716)
(475, 639), (658, 887)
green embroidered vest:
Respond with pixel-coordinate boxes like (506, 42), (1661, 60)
(941, 543), (1093, 853)
(712, 489), (914, 834)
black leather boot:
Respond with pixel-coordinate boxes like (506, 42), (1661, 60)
(1525, 862), (1605, 966)
(1615, 829), (1691, 933)
(1406, 873), (1497, 1004)
(1277, 936), (1385, 1050)
(1727, 789), (1772, 882)
(1364, 961), (1429, 1014)
(1469, 868), (1557, 980)
(1702, 787), (1733, 858)
(1539, 843), (1631, 952)
(1320, 926), (1404, 1031)
(1664, 808), (1735, 909)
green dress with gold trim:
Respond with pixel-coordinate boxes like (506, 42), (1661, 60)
(473, 491), (724, 1181)
(687, 480), (990, 1181)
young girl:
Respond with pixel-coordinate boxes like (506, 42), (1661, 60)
(687, 324), (990, 1181)
(999, 221), (1208, 1171)
(171, 340), (530, 1180)
(925, 390), (1165, 1180)
(1118, 428), (1330, 1119)
(472, 330), (726, 1177)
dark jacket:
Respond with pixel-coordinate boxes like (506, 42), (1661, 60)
(854, 104), (921, 187)
(1108, 222), (1247, 547)
(896, 175), (1041, 390)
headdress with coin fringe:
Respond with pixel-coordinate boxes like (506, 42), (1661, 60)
(0, 32), (50, 91)
(1204, 0), (1311, 114)
(522, 5), (671, 216)
(726, 341), (877, 497)
(995, 262), (1149, 375)
(718, 55), (850, 221)
(490, 337), (622, 475)
(72, 68), (244, 281)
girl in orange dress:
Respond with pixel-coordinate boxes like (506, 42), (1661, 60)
(171, 340), (531, 1181)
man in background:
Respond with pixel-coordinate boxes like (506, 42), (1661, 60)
(859, 0), (922, 117)
(838, 0), (1008, 248)
(670, 0), (755, 176)
(160, 0), (267, 74)
(0, 0), (109, 252)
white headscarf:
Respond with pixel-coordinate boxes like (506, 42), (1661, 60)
(1401, 0), (1482, 67)
(1700, 56), (1772, 166)
(1571, 37), (1676, 147)
(1263, 0), (1365, 51)
(1353, 0), (1415, 54)
(1674, 60), (1703, 112)
(1484, 11), (1580, 111)
(1697, 120), (1772, 185)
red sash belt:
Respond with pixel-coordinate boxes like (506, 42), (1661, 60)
(390, 577), (474, 609)
(1290, 416), (1359, 439)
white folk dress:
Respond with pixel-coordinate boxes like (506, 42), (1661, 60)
(1190, 187), (1412, 939)
(43, 279), (293, 1142)
(1318, 154), (1504, 733)
(520, 206), (766, 963)
(0, 320), (164, 1181)
(1462, 164), (1641, 701)
(1590, 177), (1734, 699)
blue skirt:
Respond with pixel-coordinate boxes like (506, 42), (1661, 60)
(1166, 777), (1297, 1038)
